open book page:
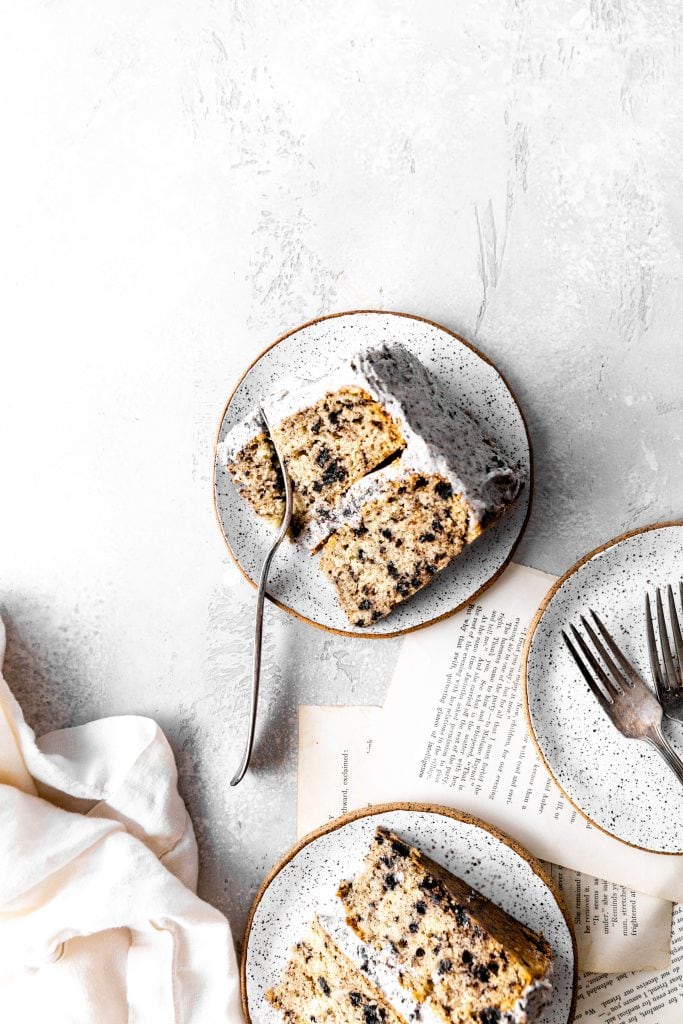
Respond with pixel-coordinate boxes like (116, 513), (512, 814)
(545, 863), (671, 973)
(297, 705), (381, 838)
(362, 563), (683, 906)
(297, 704), (672, 974)
(573, 906), (683, 1022)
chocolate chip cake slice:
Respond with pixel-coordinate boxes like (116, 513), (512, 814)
(225, 413), (287, 528)
(338, 828), (553, 1024)
(266, 916), (408, 1024)
(219, 342), (524, 622)
(221, 386), (405, 537)
(311, 344), (524, 625)
(317, 470), (471, 626)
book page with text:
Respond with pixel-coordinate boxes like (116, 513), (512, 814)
(363, 563), (683, 905)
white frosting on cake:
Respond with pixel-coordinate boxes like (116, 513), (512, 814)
(504, 967), (554, 1023)
(220, 343), (524, 550)
(346, 345), (523, 517)
(320, 914), (442, 1024)
(216, 407), (265, 465)
(259, 358), (365, 426)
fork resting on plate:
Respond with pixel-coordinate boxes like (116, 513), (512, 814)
(563, 604), (683, 789)
(645, 583), (683, 724)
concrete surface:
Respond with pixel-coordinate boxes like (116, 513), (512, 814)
(1, 0), (682, 948)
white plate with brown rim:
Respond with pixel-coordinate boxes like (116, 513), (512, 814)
(523, 521), (683, 854)
(241, 803), (577, 1024)
(213, 310), (531, 638)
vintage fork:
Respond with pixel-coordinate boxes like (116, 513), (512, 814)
(230, 407), (293, 787)
(645, 583), (683, 724)
(562, 610), (683, 788)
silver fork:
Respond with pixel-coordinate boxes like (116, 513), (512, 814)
(645, 583), (683, 723)
(562, 610), (683, 788)
(230, 408), (293, 787)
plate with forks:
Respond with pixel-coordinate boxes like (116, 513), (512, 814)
(522, 521), (683, 853)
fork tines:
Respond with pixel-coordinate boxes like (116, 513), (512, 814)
(562, 595), (683, 783)
(645, 582), (683, 697)
(562, 609), (636, 705)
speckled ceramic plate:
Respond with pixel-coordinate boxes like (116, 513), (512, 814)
(242, 803), (577, 1024)
(523, 522), (683, 854)
(213, 311), (531, 637)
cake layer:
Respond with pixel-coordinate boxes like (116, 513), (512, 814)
(223, 385), (404, 536)
(227, 429), (286, 526)
(341, 345), (523, 538)
(338, 828), (553, 1024)
(318, 471), (470, 626)
(266, 916), (408, 1024)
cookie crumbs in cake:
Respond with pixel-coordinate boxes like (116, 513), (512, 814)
(338, 828), (553, 1024)
(266, 916), (409, 1024)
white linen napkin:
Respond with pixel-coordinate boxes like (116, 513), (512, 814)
(0, 618), (243, 1023)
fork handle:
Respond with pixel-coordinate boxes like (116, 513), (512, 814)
(229, 566), (269, 787)
(647, 729), (683, 790)
(230, 409), (294, 788)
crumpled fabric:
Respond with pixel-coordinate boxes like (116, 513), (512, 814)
(0, 618), (242, 1023)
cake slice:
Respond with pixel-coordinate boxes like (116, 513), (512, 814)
(221, 385), (405, 537)
(224, 411), (288, 528)
(219, 342), (524, 623)
(317, 470), (471, 625)
(266, 916), (408, 1024)
(313, 344), (523, 624)
(338, 828), (553, 1024)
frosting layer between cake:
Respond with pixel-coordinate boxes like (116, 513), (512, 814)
(221, 342), (524, 552)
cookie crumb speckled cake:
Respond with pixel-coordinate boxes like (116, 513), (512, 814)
(266, 916), (408, 1024)
(337, 828), (553, 1024)
(221, 386), (404, 537)
(219, 342), (524, 625)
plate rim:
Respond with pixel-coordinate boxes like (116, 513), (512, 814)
(521, 519), (683, 856)
(240, 799), (578, 1024)
(212, 308), (534, 639)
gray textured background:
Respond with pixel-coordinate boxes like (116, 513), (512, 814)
(1, 0), (682, 949)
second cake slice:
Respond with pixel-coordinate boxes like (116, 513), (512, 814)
(338, 827), (553, 1024)
(266, 915), (408, 1024)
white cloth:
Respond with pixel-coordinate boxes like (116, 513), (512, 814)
(0, 619), (242, 1023)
